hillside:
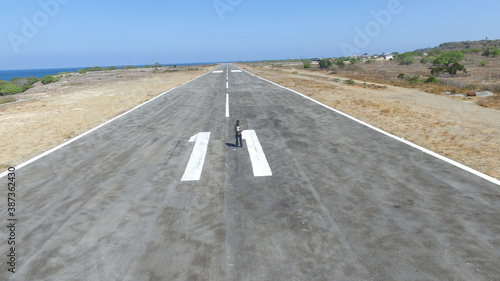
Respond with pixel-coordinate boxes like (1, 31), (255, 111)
(416, 39), (500, 53)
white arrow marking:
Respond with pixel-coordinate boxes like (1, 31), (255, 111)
(181, 132), (211, 181)
(242, 130), (272, 177)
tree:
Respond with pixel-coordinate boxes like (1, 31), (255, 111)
(431, 51), (466, 75)
(397, 73), (405, 80)
(319, 58), (332, 69)
(396, 52), (416, 65)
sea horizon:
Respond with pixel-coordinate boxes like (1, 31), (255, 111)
(0, 61), (236, 82)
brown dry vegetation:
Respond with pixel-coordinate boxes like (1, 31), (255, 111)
(331, 54), (500, 109)
(0, 66), (213, 170)
(238, 62), (499, 180)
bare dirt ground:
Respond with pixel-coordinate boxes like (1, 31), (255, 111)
(238, 63), (499, 180)
(0, 66), (213, 170)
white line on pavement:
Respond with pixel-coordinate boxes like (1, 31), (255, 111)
(240, 67), (500, 186)
(181, 132), (211, 181)
(0, 69), (216, 179)
(242, 130), (272, 177)
(226, 94), (230, 118)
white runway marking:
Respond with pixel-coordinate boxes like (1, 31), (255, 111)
(242, 130), (272, 177)
(231, 70), (242, 73)
(212, 70), (223, 73)
(241, 67), (500, 186)
(226, 81), (229, 89)
(226, 94), (230, 118)
(181, 132), (211, 181)
(0, 69), (215, 179)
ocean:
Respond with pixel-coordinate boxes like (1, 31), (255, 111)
(0, 67), (83, 81)
(0, 62), (226, 82)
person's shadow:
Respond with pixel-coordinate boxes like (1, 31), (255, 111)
(225, 143), (237, 147)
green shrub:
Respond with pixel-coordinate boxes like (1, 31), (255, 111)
(0, 82), (23, 95)
(425, 75), (440, 83)
(12, 77), (30, 87)
(405, 75), (422, 84)
(27, 76), (40, 84)
(302, 59), (312, 69)
(345, 79), (355, 85)
(40, 75), (60, 84)
(349, 57), (359, 64)
(396, 52), (417, 65)
(335, 58), (345, 68)
(420, 56), (434, 64)
(78, 66), (104, 74)
(319, 58), (332, 69)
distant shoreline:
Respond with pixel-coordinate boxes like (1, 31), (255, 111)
(0, 62), (227, 81)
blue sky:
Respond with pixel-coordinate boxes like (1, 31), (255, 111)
(1, 0), (499, 70)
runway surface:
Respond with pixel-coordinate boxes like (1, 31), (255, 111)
(1, 64), (499, 280)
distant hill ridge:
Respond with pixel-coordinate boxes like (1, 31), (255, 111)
(415, 39), (500, 53)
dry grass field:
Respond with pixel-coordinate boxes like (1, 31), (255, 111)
(0, 66), (213, 170)
(335, 54), (500, 110)
(238, 62), (499, 180)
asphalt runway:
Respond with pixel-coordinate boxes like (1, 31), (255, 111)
(1, 64), (499, 280)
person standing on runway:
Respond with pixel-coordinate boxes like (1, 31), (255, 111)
(234, 120), (244, 148)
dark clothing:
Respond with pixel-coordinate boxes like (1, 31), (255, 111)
(235, 133), (242, 147)
(234, 123), (244, 147)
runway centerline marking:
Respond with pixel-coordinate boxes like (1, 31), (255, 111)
(242, 130), (273, 177)
(226, 94), (230, 118)
(181, 132), (211, 181)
